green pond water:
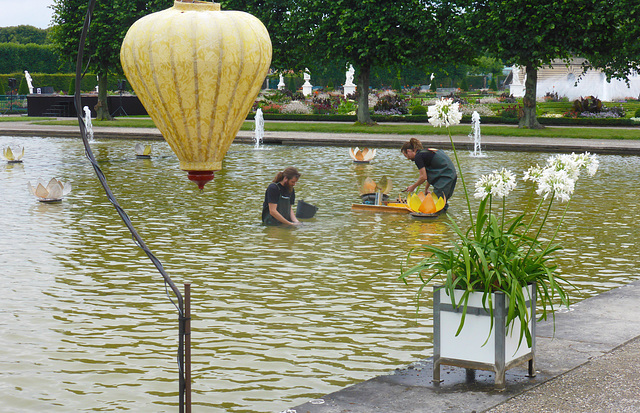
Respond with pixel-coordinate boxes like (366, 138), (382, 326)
(1, 136), (639, 412)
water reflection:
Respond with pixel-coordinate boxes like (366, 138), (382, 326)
(1, 136), (639, 412)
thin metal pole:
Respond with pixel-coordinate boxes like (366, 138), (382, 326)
(185, 283), (192, 412)
(74, 1), (187, 411)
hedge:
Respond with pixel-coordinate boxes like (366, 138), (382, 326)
(0, 73), (130, 94)
(0, 43), (70, 74)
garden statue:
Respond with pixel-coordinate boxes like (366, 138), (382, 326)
(509, 65), (525, 97)
(344, 65), (356, 97)
(302, 68), (312, 96)
(278, 74), (285, 90)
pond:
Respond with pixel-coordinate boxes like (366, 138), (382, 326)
(1, 136), (639, 412)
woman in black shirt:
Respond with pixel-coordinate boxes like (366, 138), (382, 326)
(401, 138), (457, 203)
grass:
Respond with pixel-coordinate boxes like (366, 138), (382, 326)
(3, 115), (640, 140)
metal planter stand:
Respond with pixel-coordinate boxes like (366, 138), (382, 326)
(432, 283), (537, 389)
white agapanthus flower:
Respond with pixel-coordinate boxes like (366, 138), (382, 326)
(474, 168), (517, 199)
(535, 168), (576, 202)
(523, 152), (599, 203)
(427, 98), (463, 128)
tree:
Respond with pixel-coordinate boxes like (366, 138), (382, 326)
(219, 0), (302, 71)
(579, 0), (640, 81)
(50, 0), (171, 120)
(0, 25), (49, 45)
(468, 0), (637, 129)
(291, 0), (469, 124)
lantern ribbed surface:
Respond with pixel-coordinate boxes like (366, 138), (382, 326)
(120, 0), (272, 174)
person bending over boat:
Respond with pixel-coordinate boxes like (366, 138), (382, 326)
(262, 167), (301, 226)
(401, 138), (457, 205)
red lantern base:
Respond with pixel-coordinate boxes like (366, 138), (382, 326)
(187, 170), (215, 190)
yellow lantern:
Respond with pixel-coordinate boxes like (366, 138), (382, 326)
(120, 0), (272, 189)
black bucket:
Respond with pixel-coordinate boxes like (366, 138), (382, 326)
(296, 199), (318, 219)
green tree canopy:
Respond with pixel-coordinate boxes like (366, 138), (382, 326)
(468, 0), (639, 128)
(0, 25), (50, 44)
(50, 0), (172, 119)
(292, 0), (471, 123)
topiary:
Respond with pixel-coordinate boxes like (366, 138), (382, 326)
(18, 77), (29, 95)
(411, 105), (427, 115)
(392, 78), (402, 92)
(634, 108), (640, 118)
(489, 77), (498, 91)
(459, 77), (469, 92)
(68, 78), (75, 95)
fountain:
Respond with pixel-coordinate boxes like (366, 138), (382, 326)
(83, 106), (94, 142)
(24, 71), (34, 94)
(468, 111), (484, 157)
(254, 107), (265, 148)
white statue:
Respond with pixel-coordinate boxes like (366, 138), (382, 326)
(511, 65), (522, 86)
(344, 64), (356, 98)
(24, 71), (33, 94)
(302, 68), (312, 96)
(509, 65), (525, 97)
(277, 73), (285, 90)
(345, 65), (355, 86)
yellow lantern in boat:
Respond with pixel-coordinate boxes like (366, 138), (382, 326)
(120, 0), (272, 189)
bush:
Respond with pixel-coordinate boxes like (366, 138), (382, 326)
(498, 92), (517, 103)
(261, 103), (282, 114)
(499, 104), (523, 118)
(410, 105), (427, 115)
(337, 99), (357, 115)
(489, 77), (498, 91)
(374, 93), (409, 115)
(281, 100), (312, 114)
(461, 104), (495, 117)
(635, 108), (640, 117)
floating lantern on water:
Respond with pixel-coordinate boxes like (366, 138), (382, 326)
(359, 176), (392, 204)
(407, 191), (446, 214)
(135, 143), (152, 159)
(27, 178), (72, 202)
(2, 146), (24, 163)
(120, 0), (272, 189)
(349, 147), (376, 163)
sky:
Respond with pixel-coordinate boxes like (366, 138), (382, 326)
(0, 0), (56, 29)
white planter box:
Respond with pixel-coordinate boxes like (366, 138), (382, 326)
(432, 283), (536, 388)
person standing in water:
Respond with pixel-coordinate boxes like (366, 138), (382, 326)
(262, 167), (301, 226)
(401, 138), (457, 204)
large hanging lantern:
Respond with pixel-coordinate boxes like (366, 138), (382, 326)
(121, 0), (272, 189)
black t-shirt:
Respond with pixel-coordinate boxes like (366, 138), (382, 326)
(262, 183), (295, 220)
(414, 149), (436, 171)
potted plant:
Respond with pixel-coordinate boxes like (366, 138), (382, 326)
(399, 98), (599, 388)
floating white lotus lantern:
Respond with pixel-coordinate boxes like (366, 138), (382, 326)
(135, 143), (152, 159)
(120, 0), (272, 189)
(2, 146), (24, 163)
(28, 178), (72, 202)
(349, 147), (376, 163)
